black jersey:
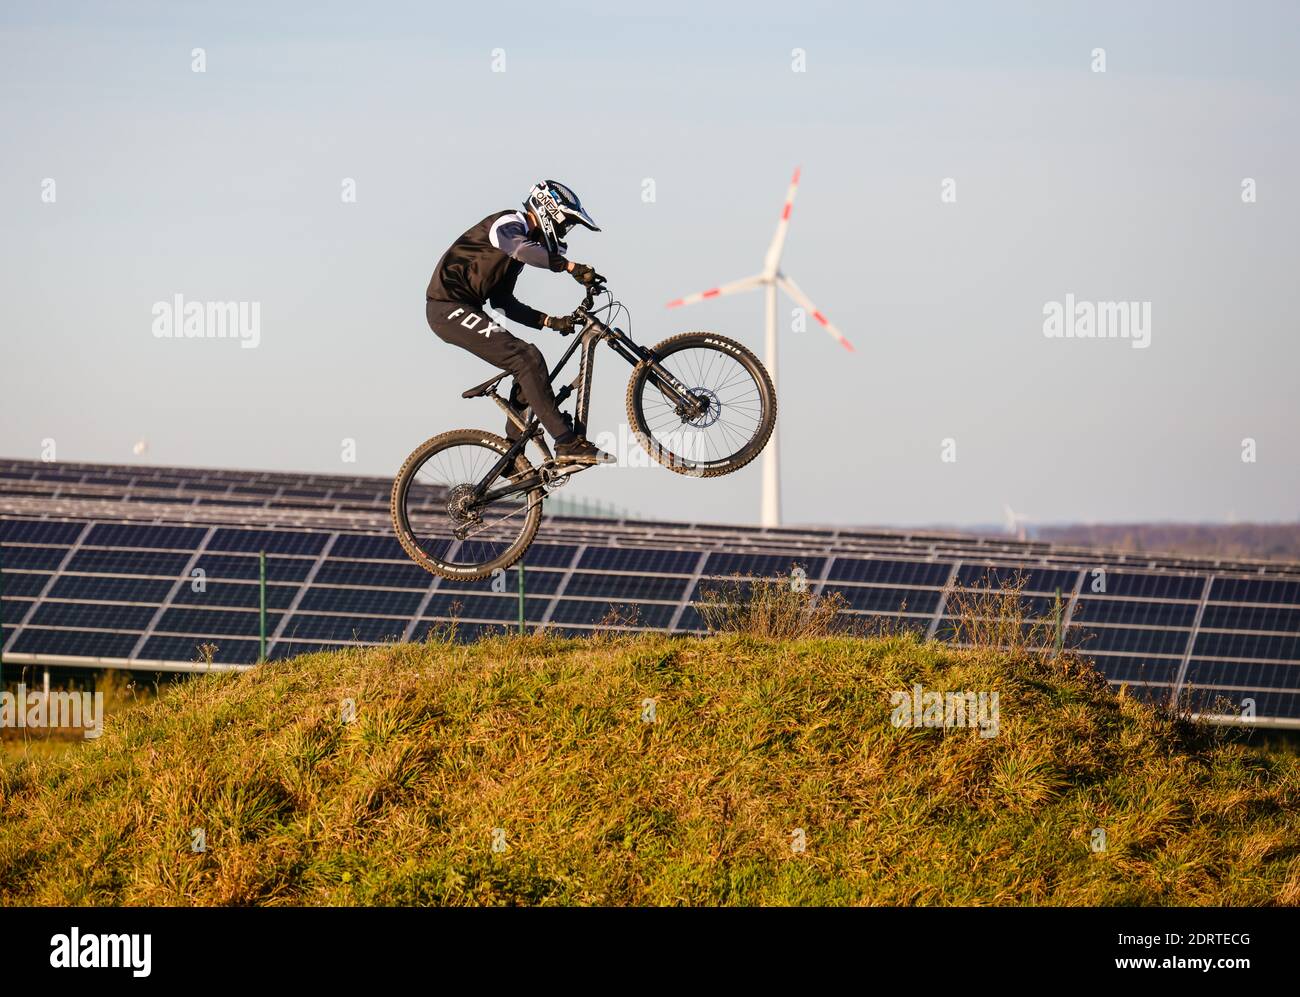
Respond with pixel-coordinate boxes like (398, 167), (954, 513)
(427, 210), (567, 329)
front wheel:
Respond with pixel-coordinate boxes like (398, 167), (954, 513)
(391, 429), (543, 580)
(625, 332), (776, 477)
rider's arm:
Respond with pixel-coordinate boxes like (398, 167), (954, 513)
(487, 267), (548, 330)
(489, 213), (567, 272)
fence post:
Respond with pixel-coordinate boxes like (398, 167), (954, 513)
(517, 562), (526, 636)
(1053, 587), (1064, 655)
(0, 544), (5, 691)
(259, 550), (267, 662)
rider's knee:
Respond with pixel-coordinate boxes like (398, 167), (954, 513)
(507, 341), (545, 374)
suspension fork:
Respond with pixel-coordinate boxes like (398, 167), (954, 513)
(595, 322), (706, 416)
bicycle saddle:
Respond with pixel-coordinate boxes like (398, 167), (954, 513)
(461, 371), (510, 399)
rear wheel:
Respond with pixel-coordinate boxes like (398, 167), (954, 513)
(626, 331), (776, 477)
(391, 429), (542, 580)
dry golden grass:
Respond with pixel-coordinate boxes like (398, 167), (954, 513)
(697, 572), (848, 639)
(1, 623), (1296, 906)
(1, 670), (160, 764)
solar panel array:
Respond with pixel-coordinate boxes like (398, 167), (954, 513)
(2, 458), (1298, 727)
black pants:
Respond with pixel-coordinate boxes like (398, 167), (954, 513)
(426, 299), (572, 442)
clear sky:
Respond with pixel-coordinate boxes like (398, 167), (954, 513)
(2, 0), (1297, 527)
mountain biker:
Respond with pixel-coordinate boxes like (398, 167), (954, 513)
(426, 180), (615, 465)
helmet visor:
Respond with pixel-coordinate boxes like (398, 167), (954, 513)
(549, 181), (600, 232)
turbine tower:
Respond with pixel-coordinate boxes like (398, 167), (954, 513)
(667, 168), (852, 527)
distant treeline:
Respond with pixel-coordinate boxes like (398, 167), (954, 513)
(1037, 523), (1300, 562)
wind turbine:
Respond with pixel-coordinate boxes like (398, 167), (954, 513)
(1002, 504), (1035, 542)
(667, 167), (852, 527)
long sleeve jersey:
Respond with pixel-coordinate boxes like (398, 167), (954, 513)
(426, 210), (566, 329)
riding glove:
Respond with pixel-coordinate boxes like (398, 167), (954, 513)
(569, 263), (604, 286)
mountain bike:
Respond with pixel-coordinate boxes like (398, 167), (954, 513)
(391, 279), (777, 579)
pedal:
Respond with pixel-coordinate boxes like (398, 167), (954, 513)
(539, 460), (592, 491)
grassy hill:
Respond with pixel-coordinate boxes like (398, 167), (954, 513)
(1, 630), (1297, 906)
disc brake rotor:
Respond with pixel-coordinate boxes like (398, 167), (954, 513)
(446, 483), (482, 536)
(682, 387), (721, 428)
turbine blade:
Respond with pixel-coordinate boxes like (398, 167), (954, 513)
(777, 274), (853, 351)
(762, 166), (801, 274)
(666, 274), (764, 308)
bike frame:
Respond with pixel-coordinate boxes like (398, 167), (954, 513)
(467, 290), (705, 509)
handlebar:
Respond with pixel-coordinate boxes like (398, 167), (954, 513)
(564, 278), (607, 332)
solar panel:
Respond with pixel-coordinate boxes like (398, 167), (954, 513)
(549, 599), (676, 628)
(297, 586), (425, 616)
(939, 594), (1067, 620)
(423, 593), (550, 623)
(1183, 658), (1300, 691)
(173, 581), (298, 609)
(29, 601), (157, 630)
(1071, 599), (1199, 628)
(84, 522), (207, 550)
(955, 564), (1078, 593)
(157, 608), (277, 638)
(439, 569), (566, 595)
(207, 527), (329, 556)
(0, 546), (70, 570)
(66, 549), (193, 576)
(563, 572), (690, 602)
(2, 600), (34, 629)
(1209, 577), (1300, 605)
(12, 628), (142, 658)
(577, 546), (702, 575)
(3, 457), (1299, 727)
(1082, 571), (1205, 601)
(192, 553), (314, 582)
(1075, 625), (1191, 656)
(825, 584), (941, 614)
(703, 552), (826, 578)
(0, 571), (53, 596)
(312, 559), (431, 589)
(139, 635), (260, 665)
(277, 614), (407, 642)
(49, 575), (174, 603)
(1199, 604), (1300, 631)
(522, 543), (579, 568)
(1087, 655), (1181, 686)
(410, 622), (502, 644)
(329, 533), (409, 559)
(826, 558), (952, 587)
(1179, 685), (1300, 720)
(0, 520), (84, 544)
(1193, 631), (1300, 660)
